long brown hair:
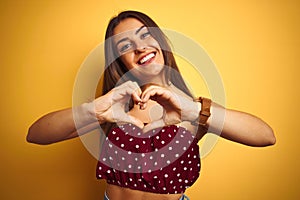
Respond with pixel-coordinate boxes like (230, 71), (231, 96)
(100, 10), (193, 133)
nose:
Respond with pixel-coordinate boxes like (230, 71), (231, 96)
(134, 47), (146, 54)
(134, 41), (147, 54)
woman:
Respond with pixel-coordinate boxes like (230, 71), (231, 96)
(27, 11), (275, 200)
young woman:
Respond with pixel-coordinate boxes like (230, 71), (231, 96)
(27, 11), (275, 200)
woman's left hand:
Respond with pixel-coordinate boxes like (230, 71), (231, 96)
(140, 84), (199, 132)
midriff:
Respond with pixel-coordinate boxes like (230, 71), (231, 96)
(106, 184), (183, 200)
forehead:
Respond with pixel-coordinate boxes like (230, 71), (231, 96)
(113, 18), (145, 38)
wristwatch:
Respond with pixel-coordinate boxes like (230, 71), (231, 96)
(192, 97), (212, 132)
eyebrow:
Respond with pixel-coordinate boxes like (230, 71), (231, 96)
(115, 25), (146, 47)
(135, 25), (146, 35)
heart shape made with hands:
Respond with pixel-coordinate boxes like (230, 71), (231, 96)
(96, 82), (196, 133)
(116, 85), (184, 133)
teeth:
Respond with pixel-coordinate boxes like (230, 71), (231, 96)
(140, 53), (155, 64)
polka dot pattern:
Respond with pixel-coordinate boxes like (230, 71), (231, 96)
(96, 124), (200, 194)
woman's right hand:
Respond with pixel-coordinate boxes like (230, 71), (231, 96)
(93, 81), (144, 128)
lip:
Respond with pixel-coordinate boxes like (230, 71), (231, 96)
(137, 51), (157, 66)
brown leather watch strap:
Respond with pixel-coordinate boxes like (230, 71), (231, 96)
(192, 97), (212, 131)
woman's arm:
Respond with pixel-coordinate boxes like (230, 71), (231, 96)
(27, 103), (98, 145)
(27, 81), (143, 145)
(207, 102), (276, 147)
(139, 84), (275, 147)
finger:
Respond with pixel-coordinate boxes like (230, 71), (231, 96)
(139, 102), (147, 110)
(131, 81), (142, 96)
(143, 89), (174, 107)
(125, 81), (142, 94)
(122, 81), (142, 103)
(114, 81), (140, 94)
(140, 88), (168, 110)
(141, 87), (165, 103)
(111, 85), (141, 103)
(132, 92), (142, 104)
(128, 115), (144, 129)
(141, 84), (161, 96)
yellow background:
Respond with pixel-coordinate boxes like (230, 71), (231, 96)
(0, 0), (299, 199)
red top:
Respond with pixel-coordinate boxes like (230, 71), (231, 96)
(96, 124), (200, 194)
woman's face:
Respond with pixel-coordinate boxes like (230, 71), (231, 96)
(113, 18), (165, 83)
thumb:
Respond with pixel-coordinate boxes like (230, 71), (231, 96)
(128, 115), (145, 129)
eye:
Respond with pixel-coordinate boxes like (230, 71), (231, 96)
(119, 42), (133, 53)
(140, 32), (151, 39)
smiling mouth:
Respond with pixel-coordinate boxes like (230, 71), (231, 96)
(138, 52), (156, 65)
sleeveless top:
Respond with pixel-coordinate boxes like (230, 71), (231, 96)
(96, 123), (201, 194)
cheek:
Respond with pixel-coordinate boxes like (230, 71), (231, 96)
(148, 38), (161, 48)
(120, 54), (135, 69)
(159, 50), (165, 63)
(148, 38), (165, 64)
(156, 49), (165, 65)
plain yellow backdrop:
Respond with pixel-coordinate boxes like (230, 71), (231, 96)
(0, 0), (299, 199)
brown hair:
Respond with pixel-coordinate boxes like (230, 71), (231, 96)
(100, 10), (193, 133)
